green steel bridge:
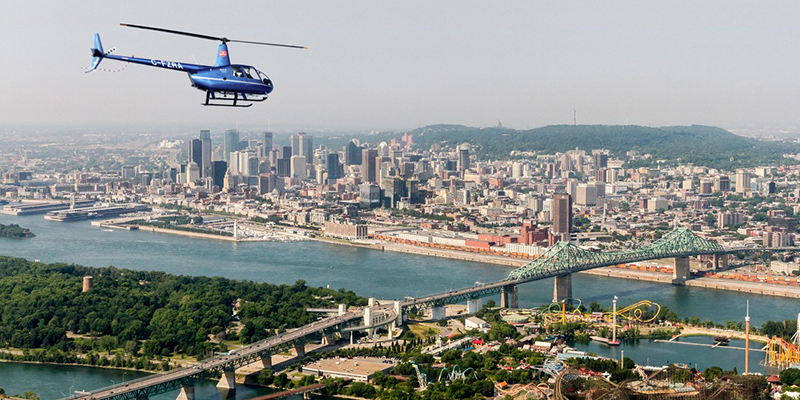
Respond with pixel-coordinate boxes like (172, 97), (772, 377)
(400, 227), (797, 310)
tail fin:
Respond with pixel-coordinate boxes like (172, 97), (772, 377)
(87, 33), (104, 73)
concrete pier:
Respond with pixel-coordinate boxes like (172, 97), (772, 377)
(260, 355), (272, 369)
(294, 343), (306, 359)
(672, 257), (690, 284)
(553, 274), (573, 304)
(431, 306), (446, 320)
(176, 384), (195, 400)
(500, 285), (518, 308)
(467, 299), (482, 314)
(217, 369), (236, 390)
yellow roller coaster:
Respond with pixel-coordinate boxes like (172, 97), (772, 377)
(765, 336), (800, 368)
(540, 299), (661, 325)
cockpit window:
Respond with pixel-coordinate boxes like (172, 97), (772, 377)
(242, 67), (255, 79)
(232, 67), (244, 77)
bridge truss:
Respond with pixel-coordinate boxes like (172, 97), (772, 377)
(508, 227), (726, 281)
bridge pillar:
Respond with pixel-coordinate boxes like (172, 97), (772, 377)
(217, 368), (236, 391)
(294, 343), (306, 359)
(338, 304), (347, 315)
(712, 254), (728, 270)
(368, 297), (376, 307)
(176, 384), (195, 400)
(500, 285), (517, 308)
(431, 306), (445, 320)
(553, 274), (573, 304)
(467, 299), (482, 314)
(394, 301), (403, 326)
(260, 355), (272, 369)
(672, 256), (690, 284)
(364, 307), (374, 337)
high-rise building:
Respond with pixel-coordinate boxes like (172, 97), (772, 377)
(594, 153), (608, 169)
(211, 161), (227, 189)
(715, 176), (731, 192)
(199, 130), (212, 178)
(457, 145), (470, 174)
(345, 140), (362, 165)
(281, 145), (292, 159)
(187, 162), (201, 182)
(735, 170), (751, 193)
(291, 155), (307, 179)
(291, 133), (313, 164)
(551, 193), (572, 243)
(262, 131), (273, 154)
(276, 158), (291, 177)
(188, 139), (203, 176)
(326, 153), (341, 181)
(362, 148), (378, 183)
(575, 184), (598, 206)
(223, 129), (240, 163)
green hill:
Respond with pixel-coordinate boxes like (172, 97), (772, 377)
(408, 124), (799, 169)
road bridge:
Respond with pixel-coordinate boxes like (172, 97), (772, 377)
(67, 227), (796, 400)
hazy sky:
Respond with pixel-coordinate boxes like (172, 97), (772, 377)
(2, 1), (799, 134)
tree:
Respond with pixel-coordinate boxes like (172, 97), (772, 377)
(703, 366), (724, 381)
(23, 391), (39, 400)
(780, 368), (800, 386)
(273, 372), (289, 388)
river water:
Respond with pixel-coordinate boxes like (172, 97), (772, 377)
(0, 212), (796, 398)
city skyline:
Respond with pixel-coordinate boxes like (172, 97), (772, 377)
(3, 0), (800, 134)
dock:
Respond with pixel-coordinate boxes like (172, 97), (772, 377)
(653, 339), (766, 352)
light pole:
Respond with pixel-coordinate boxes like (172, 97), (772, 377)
(110, 380), (116, 391)
(612, 296), (618, 344)
(122, 372), (127, 385)
(69, 385), (74, 399)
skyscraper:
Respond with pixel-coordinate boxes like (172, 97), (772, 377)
(362, 148), (378, 183)
(291, 155), (307, 179)
(327, 153), (341, 181)
(457, 145), (470, 174)
(594, 153), (608, 169)
(211, 161), (227, 189)
(281, 146), (292, 159)
(262, 131), (273, 156)
(345, 140), (362, 165)
(199, 130), (212, 178)
(291, 132), (313, 164)
(223, 129), (240, 163)
(551, 193), (572, 243)
(188, 139), (203, 176)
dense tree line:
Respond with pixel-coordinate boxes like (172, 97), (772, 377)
(0, 256), (365, 358)
(0, 223), (35, 238)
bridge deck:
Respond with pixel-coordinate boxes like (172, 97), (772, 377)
(251, 383), (327, 400)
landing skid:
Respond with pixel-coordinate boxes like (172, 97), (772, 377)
(203, 91), (268, 107)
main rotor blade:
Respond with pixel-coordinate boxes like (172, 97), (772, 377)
(120, 23), (225, 42)
(229, 39), (307, 49)
(120, 23), (307, 49)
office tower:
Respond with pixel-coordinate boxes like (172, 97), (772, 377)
(262, 131), (273, 155)
(268, 148), (280, 167)
(200, 130), (212, 178)
(223, 129), (239, 163)
(594, 153), (608, 169)
(281, 145), (292, 159)
(552, 193), (572, 243)
(457, 145), (470, 174)
(276, 158), (291, 177)
(188, 139), (203, 176)
(345, 140), (362, 165)
(187, 162), (201, 182)
(715, 176), (731, 192)
(326, 153), (341, 181)
(576, 184), (598, 206)
(291, 155), (307, 179)
(247, 156), (259, 177)
(121, 166), (135, 179)
(291, 132), (313, 162)
(362, 148), (378, 183)
(238, 151), (251, 175)
(735, 170), (751, 193)
(211, 161), (227, 189)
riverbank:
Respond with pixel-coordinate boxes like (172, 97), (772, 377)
(106, 223), (239, 242)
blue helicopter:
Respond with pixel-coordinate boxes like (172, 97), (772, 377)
(88, 23), (306, 107)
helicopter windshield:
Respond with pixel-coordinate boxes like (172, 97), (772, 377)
(242, 67), (255, 79)
(255, 69), (272, 85)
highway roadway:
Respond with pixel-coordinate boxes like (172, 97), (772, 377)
(75, 311), (364, 400)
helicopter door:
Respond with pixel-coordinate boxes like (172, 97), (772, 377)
(231, 67), (244, 77)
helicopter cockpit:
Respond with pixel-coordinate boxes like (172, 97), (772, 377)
(231, 66), (272, 86)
